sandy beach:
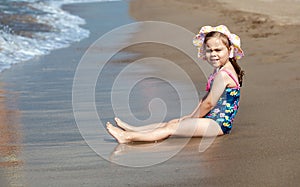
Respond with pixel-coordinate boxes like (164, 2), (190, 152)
(128, 0), (300, 185)
(0, 0), (299, 186)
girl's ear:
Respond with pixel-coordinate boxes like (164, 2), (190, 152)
(229, 46), (234, 58)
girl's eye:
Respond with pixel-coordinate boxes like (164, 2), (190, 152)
(206, 48), (222, 53)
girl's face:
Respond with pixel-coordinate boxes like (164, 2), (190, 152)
(204, 37), (231, 68)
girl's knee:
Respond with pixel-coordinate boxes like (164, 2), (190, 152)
(168, 118), (180, 124)
(165, 122), (179, 132)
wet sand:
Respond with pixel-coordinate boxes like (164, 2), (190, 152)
(0, 0), (299, 186)
(0, 88), (22, 186)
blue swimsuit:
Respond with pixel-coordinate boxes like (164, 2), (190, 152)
(204, 69), (240, 134)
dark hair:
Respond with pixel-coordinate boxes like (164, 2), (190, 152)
(204, 31), (245, 86)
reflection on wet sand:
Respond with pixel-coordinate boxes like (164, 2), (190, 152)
(0, 88), (23, 186)
(108, 137), (191, 167)
(108, 134), (222, 168)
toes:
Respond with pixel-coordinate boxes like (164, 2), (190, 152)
(106, 122), (113, 129)
(114, 117), (120, 123)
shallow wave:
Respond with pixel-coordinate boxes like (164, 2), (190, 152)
(0, 0), (120, 73)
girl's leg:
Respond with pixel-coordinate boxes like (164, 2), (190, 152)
(115, 117), (180, 132)
(106, 121), (174, 143)
(172, 118), (223, 137)
(107, 118), (223, 143)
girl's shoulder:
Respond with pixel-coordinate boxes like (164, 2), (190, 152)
(218, 68), (240, 88)
(219, 68), (237, 77)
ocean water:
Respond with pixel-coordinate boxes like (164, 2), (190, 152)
(0, 0), (120, 73)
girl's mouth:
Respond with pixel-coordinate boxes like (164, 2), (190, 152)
(210, 59), (219, 62)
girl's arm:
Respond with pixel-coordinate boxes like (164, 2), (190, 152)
(189, 99), (203, 118)
(189, 71), (228, 118)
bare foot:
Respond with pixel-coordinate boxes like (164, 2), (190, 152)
(106, 122), (130, 144)
(114, 117), (135, 131)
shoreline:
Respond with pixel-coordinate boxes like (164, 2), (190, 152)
(0, 1), (140, 186)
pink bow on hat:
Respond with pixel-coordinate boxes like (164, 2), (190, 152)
(193, 25), (244, 60)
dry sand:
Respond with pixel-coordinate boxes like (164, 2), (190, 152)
(216, 0), (300, 25)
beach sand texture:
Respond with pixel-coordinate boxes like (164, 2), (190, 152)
(128, 1), (300, 185)
(216, 0), (300, 25)
(0, 0), (299, 186)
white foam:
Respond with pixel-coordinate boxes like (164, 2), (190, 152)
(0, 0), (121, 73)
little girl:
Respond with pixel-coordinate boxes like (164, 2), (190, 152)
(106, 25), (244, 143)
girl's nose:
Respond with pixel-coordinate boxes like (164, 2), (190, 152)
(211, 50), (217, 56)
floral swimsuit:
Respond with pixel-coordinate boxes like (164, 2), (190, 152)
(204, 69), (240, 134)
